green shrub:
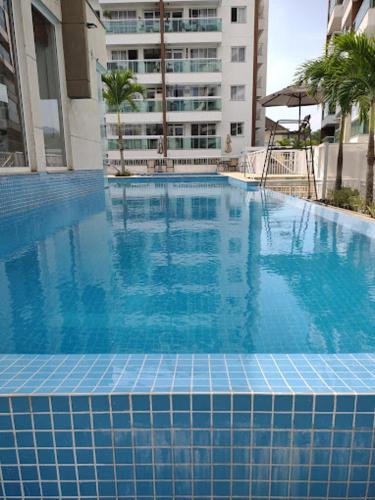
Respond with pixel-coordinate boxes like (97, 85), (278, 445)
(328, 187), (361, 210)
(115, 170), (132, 177)
(367, 202), (375, 218)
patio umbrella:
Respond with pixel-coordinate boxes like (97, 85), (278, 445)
(224, 134), (232, 154)
(259, 85), (320, 124)
(157, 136), (164, 155)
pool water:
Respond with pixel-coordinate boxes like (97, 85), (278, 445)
(1, 180), (374, 354)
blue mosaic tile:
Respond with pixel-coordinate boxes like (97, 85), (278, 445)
(0, 170), (104, 217)
(1, 354), (375, 395)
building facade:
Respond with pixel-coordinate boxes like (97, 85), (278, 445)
(0, 0), (106, 174)
(100, 0), (268, 173)
(323, 0), (375, 143)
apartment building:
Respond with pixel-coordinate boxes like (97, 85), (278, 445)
(100, 0), (268, 173)
(323, 0), (375, 142)
(0, 0), (106, 172)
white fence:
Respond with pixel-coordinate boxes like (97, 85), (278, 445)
(314, 141), (371, 198)
(0, 152), (26, 167)
(239, 148), (310, 178)
(240, 142), (374, 199)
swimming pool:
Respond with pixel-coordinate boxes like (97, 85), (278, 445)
(1, 177), (374, 354)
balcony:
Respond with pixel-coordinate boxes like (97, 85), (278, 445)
(105, 18), (221, 34)
(107, 136), (221, 150)
(327, 0), (344, 34)
(108, 99), (222, 113)
(105, 19), (159, 34)
(353, 0), (375, 31)
(107, 59), (222, 74)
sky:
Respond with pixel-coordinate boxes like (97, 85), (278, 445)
(266, 0), (328, 131)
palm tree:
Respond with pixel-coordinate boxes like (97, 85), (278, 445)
(297, 52), (352, 192)
(102, 70), (145, 175)
(332, 32), (375, 205)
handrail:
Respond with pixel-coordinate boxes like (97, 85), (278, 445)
(105, 17), (222, 33)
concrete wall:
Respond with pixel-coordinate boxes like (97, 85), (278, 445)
(315, 142), (372, 198)
(1, 0), (106, 174)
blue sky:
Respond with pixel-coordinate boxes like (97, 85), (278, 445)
(266, 0), (328, 130)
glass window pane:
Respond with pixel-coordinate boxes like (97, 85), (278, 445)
(0, 0), (27, 167)
(32, 7), (66, 167)
(231, 85), (245, 100)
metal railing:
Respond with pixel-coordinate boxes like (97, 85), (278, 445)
(0, 151), (26, 167)
(107, 58), (222, 74)
(267, 151), (298, 175)
(105, 18), (222, 34)
(107, 136), (221, 150)
(240, 149), (303, 176)
(108, 98), (222, 113)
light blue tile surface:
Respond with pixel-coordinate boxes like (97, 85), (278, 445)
(0, 354), (374, 395)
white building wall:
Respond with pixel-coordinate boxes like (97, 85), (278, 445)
(3, 0), (106, 174)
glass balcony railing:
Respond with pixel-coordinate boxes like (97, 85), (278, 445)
(167, 99), (221, 112)
(353, 0), (375, 31)
(107, 136), (221, 150)
(112, 100), (163, 113)
(108, 99), (222, 113)
(105, 19), (160, 34)
(107, 59), (222, 74)
(165, 59), (221, 73)
(105, 18), (222, 34)
(108, 60), (161, 73)
(164, 18), (221, 32)
(168, 136), (221, 149)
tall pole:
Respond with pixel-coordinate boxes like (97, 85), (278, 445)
(251, 0), (259, 146)
(160, 0), (168, 158)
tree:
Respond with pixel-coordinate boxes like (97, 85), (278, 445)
(297, 52), (352, 192)
(331, 32), (375, 205)
(102, 70), (145, 175)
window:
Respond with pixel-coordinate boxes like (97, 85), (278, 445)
(191, 123), (216, 136)
(230, 85), (245, 101)
(107, 10), (136, 19)
(231, 7), (246, 23)
(146, 124), (163, 136)
(231, 122), (244, 136)
(111, 49), (138, 61)
(165, 10), (183, 19)
(0, 0), (27, 166)
(189, 8), (217, 18)
(32, 7), (66, 167)
(144, 48), (161, 60)
(190, 48), (217, 59)
(145, 87), (162, 99)
(231, 47), (246, 62)
(166, 48), (184, 60)
(144, 11), (160, 19)
(168, 124), (184, 136)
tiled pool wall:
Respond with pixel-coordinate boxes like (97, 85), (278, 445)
(0, 354), (375, 499)
(0, 170), (105, 217)
(0, 390), (375, 499)
(1, 176), (375, 499)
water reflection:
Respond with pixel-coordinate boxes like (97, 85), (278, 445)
(0, 183), (374, 354)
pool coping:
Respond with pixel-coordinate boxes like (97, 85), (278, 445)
(1, 354), (375, 396)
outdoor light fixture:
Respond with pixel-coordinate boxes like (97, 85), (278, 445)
(86, 22), (97, 29)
